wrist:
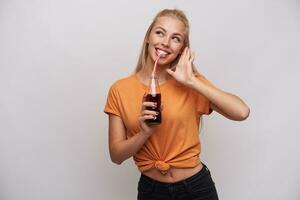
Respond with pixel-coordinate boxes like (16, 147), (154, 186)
(140, 129), (152, 138)
(186, 75), (198, 89)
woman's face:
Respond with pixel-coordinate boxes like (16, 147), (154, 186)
(147, 16), (186, 66)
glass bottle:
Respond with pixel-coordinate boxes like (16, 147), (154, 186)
(145, 74), (161, 125)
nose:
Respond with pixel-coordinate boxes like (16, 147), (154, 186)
(162, 36), (170, 47)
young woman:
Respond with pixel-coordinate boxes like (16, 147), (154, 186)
(104, 9), (250, 200)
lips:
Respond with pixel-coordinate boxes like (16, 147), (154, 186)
(155, 48), (170, 58)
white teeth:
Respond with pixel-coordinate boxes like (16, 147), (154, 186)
(157, 49), (168, 56)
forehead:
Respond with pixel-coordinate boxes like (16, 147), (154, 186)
(153, 16), (186, 35)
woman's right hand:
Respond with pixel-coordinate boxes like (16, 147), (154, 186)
(139, 99), (159, 136)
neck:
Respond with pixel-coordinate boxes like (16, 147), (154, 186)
(137, 58), (171, 84)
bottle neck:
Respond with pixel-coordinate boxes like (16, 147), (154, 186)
(136, 69), (171, 86)
(148, 74), (160, 95)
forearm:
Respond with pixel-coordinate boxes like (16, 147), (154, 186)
(190, 76), (250, 121)
(110, 131), (150, 164)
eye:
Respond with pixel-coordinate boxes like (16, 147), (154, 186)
(155, 30), (164, 36)
(172, 36), (181, 43)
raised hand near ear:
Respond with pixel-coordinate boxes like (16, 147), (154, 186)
(166, 47), (196, 87)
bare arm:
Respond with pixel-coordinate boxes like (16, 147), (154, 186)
(189, 79), (250, 121)
(167, 47), (250, 121)
(108, 102), (158, 164)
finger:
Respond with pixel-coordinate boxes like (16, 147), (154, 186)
(181, 47), (188, 62)
(141, 110), (158, 116)
(177, 51), (185, 67)
(183, 47), (192, 67)
(139, 115), (156, 123)
(179, 46), (187, 56)
(142, 101), (157, 108)
(187, 48), (192, 60)
(178, 47), (188, 66)
(189, 51), (195, 63)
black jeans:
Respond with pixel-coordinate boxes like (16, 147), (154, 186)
(137, 164), (219, 200)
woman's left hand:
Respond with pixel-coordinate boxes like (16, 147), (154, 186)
(166, 47), (196, 87)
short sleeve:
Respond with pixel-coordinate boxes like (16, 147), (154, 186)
(195, 73), (215, 115)
(104, 85), (121, 117)
(196, 94), (212, 115)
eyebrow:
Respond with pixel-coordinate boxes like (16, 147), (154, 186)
(154, 26), (184, 38)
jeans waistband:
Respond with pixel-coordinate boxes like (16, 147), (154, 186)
(140, 163), (210, 190)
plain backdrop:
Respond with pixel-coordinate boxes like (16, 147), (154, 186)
(1, 0), (300, 200)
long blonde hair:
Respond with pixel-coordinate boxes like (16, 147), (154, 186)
(134, 9), (194, 73)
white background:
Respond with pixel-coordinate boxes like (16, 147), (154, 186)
(1, 0), (300, 200)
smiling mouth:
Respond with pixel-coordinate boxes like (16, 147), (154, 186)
(155, 48), (170, 57)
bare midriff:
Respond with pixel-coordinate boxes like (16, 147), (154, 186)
(142, 162), (203, 183)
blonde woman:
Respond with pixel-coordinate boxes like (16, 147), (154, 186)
(104, 8), (250, 200)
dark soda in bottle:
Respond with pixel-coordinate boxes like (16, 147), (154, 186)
(145, 75), (161, 125)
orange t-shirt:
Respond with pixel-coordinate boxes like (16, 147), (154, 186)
(104, 74), (213, 174)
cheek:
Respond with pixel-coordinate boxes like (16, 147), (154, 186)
(173, 44), (184, 55)
(148, 34), (160, 44)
